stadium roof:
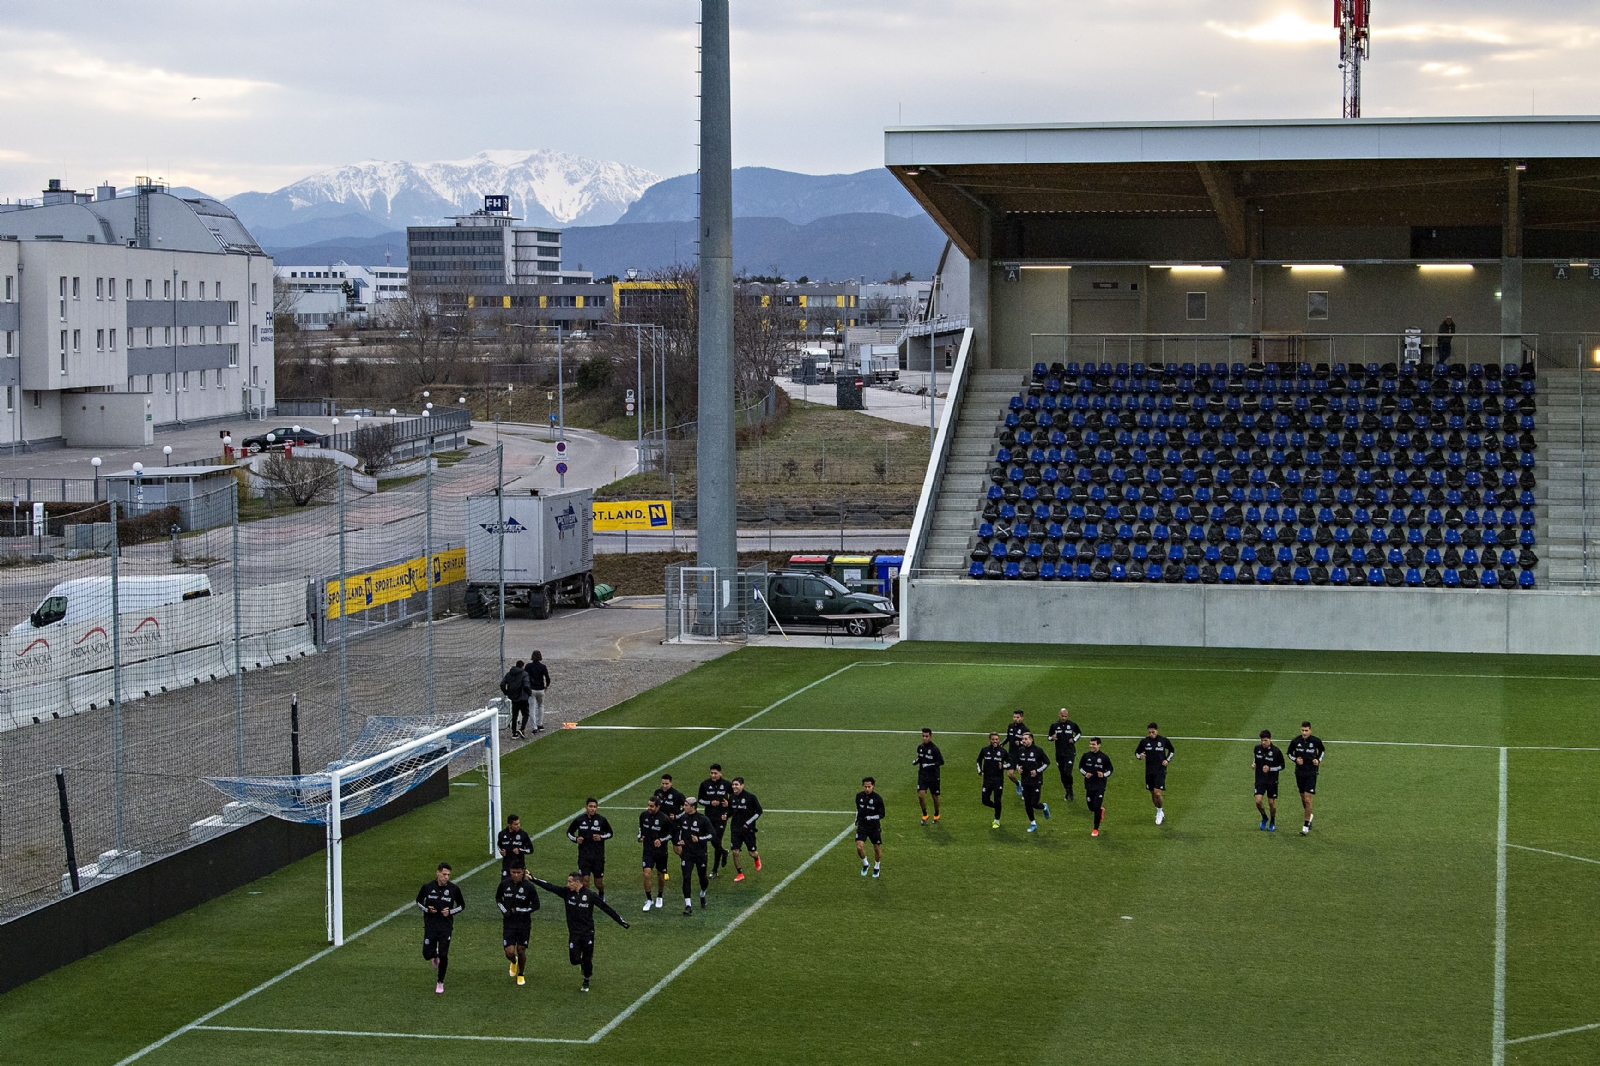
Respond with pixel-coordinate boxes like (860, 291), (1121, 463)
(884, 116), (1600, 260)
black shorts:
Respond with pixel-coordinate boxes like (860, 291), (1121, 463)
(917, 773), (941, 795)
(642, 849), (667, 872)
(578, 850), (606, 877)
(856, 822), (882, 845)
(1254, 775), (1279, 799)
(1145, 767), (1167, 791)
(730, 824), (758, 851)
(502, 921), (531, 948)
(1296, 773), (1318, 796)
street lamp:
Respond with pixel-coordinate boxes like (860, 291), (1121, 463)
(162, 445), (172, 467)
(131, 461), (145, 509)
(91, 456), (102, 503)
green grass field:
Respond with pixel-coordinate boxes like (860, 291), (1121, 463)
(5, 643), (1600, 1065)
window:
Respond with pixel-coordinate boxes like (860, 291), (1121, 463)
(215, 281), (221, 299)
(109, 329), (117, 351)
(72, 329), (80, 352)
(163, 279), (171, 299)
(181, 280), (188, 300)
(215, 368), (223, 387)
(146, 279), (153, 299)
(96, 329), (104, 351)
(227, 300), (238, 324)
(145, 327), (153, 346)
(4, 276), (10, 300)
(1185, 292), (1208, 321)
(96, 278), (104, 300)
(199, 371), (205, 390)
(199, 326), (206, 344)
(71, 277), (79, 299)
(1307, 291), (1330, 321)
(251, 282), (257, 304)
(198, 281), (206, 300)
(125, 328), (132, 348)
(251, 324), (258, 344)
(4, 386), (11, 411)
(228, 343), (239, 367)
(251, 365), (259, 386)
(125, 278), (132, 299)
(181, 326), (189, 345)
(164, 373), (172, 393)
(60, 331), (67, 374)
(3, 331), (10, 356)
(59, 276), (66, 297)
(145, 375), (152, 392)
(164, 326), (172, 345)
(181, 371), (189, 391)
(109, 277), (117, 301)
(31, 390), (41, 408)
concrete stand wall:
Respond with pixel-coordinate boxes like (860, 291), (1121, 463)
(906, 579), (1600, 656)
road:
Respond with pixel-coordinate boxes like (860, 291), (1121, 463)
(487, 421), (641, 492)
(776, 378), (946, 429)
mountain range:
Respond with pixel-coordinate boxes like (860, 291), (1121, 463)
(229, 154), (941, 281)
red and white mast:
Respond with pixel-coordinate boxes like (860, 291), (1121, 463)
(1337, 0), (1371, 118)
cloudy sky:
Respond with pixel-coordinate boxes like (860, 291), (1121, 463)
(2, 0), (1596, 200)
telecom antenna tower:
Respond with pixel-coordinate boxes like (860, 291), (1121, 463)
(1337, 0), (1371, 118)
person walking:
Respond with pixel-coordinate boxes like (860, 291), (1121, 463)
(500, 660), (532, 739)
(526, 650), (551, 732)
(1436, 317), (1456, 364)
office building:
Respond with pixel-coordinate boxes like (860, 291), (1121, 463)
(274, 262), (409, 328)
(406, 196), (592, 290)
(0, 179), (274, 447)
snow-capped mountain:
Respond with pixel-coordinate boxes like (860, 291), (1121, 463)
(227, 149), (660, 245)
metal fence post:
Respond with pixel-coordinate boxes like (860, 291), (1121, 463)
(425, 433), (436, 716)
(497, 442), (506, 680)
(108, 499), (124, 850)
(337, 466), (349, 755)
(232, 485), (244, 774)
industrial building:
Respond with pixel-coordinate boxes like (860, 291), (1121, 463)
(0, 179), (274, 447)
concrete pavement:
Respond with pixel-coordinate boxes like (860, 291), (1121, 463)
(776, 378), (946, 429)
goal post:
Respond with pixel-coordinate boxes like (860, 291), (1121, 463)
(325, 705), (501, 945)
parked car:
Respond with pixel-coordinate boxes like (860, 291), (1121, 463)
(241, 427), (322, 454)
(757, 571), (896, 637)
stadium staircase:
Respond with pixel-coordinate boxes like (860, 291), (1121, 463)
(1535, 367), (1600, 587)
(919, 368), (1027, 573)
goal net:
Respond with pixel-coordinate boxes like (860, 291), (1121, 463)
(204, 705), (502, 944)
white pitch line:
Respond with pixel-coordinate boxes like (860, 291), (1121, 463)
(877, 659), (1600, 684)
(1506, 1020), (1600, 1045)
(1507, 843), (1600, 866)
(1493, 746), (1508, 1066)
(585, 821), (857, 1044)
(190, 1025), (584, 1045)
(120, 663), (863, 1064)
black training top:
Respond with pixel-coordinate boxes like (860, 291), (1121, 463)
(1286, 735), (1327, 772)
(914, 742), (945, 774)
(697, 778), (732, 822)
(675, 812), (715, 861)
(651, 786), (687, 820)
(415, 880), (465, 926)
(855, 791), (886, 829)
(495, 878), (539, 922)
(1078, 751), (1114, 785)
(638, 810), (673, 853)
(529, 877), (626, 937)
(1253, 744), (1287, 776)
(1135, 735), (1177, 768)
(1047, 719), (1082, 758)
(727, 791), (763, 828)
(497, 827), (533, 862)
(1005, 720), (1030, 757)
(976, 743), (1009, 783)
(1012, 745), (1051, 780)
(567, 814), (613, 852)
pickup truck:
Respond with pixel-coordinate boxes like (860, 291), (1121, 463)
(758, 571), (896, 637)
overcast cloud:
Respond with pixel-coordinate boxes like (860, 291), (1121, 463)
(2, 0), (1596, 200)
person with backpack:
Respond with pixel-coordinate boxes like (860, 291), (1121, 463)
(500, 659), (533, 739)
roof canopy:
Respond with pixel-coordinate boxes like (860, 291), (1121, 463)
(885, 117), (1600, 261)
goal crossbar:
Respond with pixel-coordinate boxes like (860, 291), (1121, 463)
(326, 705), (502, 945)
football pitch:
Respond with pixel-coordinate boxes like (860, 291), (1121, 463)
(5, 642), (1600, 1065)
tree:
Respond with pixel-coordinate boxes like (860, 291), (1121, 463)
(346, 422), (399, 477)
(257, 453), (340, 506)
(376, 288), (470, 387)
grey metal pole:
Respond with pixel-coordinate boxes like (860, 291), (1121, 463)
(109, 499), (124, 850)
(337, 467), (348, 755)
(636, 328), (643, 470)
(557, 324), (565, 441)
(496, 442), (505, 678)
(232, 487), (244, 773)
(425, 431), (435, 716)
(696, 0), (738, 582)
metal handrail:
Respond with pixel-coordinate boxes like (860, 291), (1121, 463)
(900, 327), (974, 636)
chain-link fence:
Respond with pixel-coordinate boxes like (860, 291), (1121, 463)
(664, 564), (767, 642)
(0, 449), (509, 920)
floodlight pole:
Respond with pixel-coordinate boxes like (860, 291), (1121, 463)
(697, 0), (738, 591)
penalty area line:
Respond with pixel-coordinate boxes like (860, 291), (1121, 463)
(189, 1025), (584, 1045)
(1506, 1020), (1600, 1046)
(114, 662), (863, 1065)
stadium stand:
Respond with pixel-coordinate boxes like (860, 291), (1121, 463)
(963, 359), (1539, 590)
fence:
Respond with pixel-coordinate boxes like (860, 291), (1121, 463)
(0, 447), (509, 921)
(664, 564), (767, 642)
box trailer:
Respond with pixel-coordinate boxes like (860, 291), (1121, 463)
(465, 488), (594, 619)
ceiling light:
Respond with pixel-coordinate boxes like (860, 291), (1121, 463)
(1287, 264), (1343, 272)
(1418, 264), (1474, 272)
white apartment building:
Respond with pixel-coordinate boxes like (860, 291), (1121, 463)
(0, 179), (274, 447)
(274, 262), (409, 329)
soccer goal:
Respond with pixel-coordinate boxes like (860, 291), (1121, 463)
(206, 706), (502, 945)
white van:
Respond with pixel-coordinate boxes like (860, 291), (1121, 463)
(13, 575), (213, 633)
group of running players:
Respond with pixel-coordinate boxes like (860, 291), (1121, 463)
(416, 715), (1327, 994)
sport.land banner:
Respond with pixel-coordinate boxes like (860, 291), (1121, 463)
(324, 547), (466, 620)
(591, 500), (673, 532)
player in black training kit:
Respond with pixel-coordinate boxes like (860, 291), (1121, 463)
(497, 813), (533, 881)
(651, 775), (687, 823)
(1012, 732), (1052, 832)
(855, 777), (885, 878)
(1134, 723), (1177, 826)
(1047, 708), (1082, 802)
(914, 728), (945, 824)
(495, 860), (539, 985)
(1078, 738), (1114, 837)
(1252, 730), (1286, 831)
(415, 862), (465, 994)
(529, 870), (629, 992)
(638, 796), (672, 912)
(1004, 710), (1030, 795)
(977, 732), (1008, 828)
(1286, 721), (1327, 835)
(567, 798), (613, 897)
(674, 795), (714, 913)
(727, 777), (763, 881)
(697, 765), (733, 876)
